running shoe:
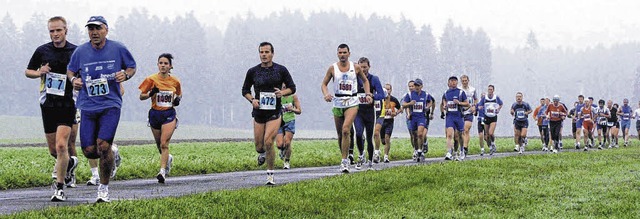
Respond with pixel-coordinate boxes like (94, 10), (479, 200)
(257, 152), (266, 166)
(283, 161), (290, 169)
(542, 146), (549, 152)
(355, 155), (364, 170)
(513, 145), (519, 152)
(51, 188), (66, 202)
(96, 188), (110, 203)
(445, 151), (453, 160)
(490, 144), (496, 155)
(348, 154), (355, 165)
(65, 156), (78, 188)
(111, 144), (121, 179)
(583, 147), (588, 151)
(367, 161), (374, 171)
(266, 173), (275, 185)
(87, 175), (100, 186)
(519, 145), (524, 154)
(459, 148), (466, 160)
(383, 155), (390, 163)
(412, 150), (418, 161)
(156, 171), (166, 184)
(480, 148), (485, 156)
(373, 152), (380, 164)
(575, 143), (580, 150)
(419, 151), (425, 162)
(166, 154), (173, 176)
(341, 160), (350, 173)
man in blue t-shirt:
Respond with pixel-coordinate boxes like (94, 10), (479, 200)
(67, 16), (136, 203)
(440, 76), (469, 160)
(402, 78), (431, 162)
(510, 92), (532, 154)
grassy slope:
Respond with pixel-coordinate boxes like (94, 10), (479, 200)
(8, 147), (640, 218)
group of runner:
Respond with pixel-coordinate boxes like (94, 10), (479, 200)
(27, 16), (182, 203)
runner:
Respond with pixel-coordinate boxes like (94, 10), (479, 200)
(67, 16), (136, 202)
(459, 75), (478, 158)
(25, 16), (78, 201)
(607, 101), (619, 148)
(476, 93), (487, 155)
(573, 95), (586, 149)
(354, 57), (384, 169)
(242, 42), (296, 185)
(276, 83), (302, 170)
(618, 98), (632, 147)
(321, 43), (372, 173)
(634, 101), (640, 141)
(578, 98), (596, 150)
(139, 53), (182, 183)
(545, 95), (567, 153)
(403, 81), (418, 161)
(374, 84), (401, 164)
(594, 99), (610, 149)
(478, 85), (503, 155)
(441, 76), (469, 160)
(403, 78), (431, 162)
(533, 98), (550, 151)
(421, 85), (436, 157)
(568, 101), (578, 141)
(510, 92), (532, 154)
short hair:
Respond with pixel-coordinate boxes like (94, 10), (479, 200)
(158, 53), (174, 66)
(48, 16), (67, 26)
(259, 42), (274, 53)
(588, 97), (594, 100)
(540, 98), (545, 101)
(461, 75), (469, 80)
(385, 83), (392, 90)
(516, 92), (523, 96)
(338, 43), (350, 52)
(599, 99), (605, 104)
(488, 85), (495, 89)
(578, 95), (584, 99)
(358, 57), (370, 67)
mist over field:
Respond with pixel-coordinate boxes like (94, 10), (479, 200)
(2, 2), (639, 141)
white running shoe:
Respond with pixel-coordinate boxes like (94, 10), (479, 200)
(366, 161), (374, 171)
(373, 152), (380, 164)
(51, 188), (66, 202)
(65, 156), (78, 188)
(480, 148), (485, 156)
(383, 155), (390, 163)
(283, 161), (290, 169)
(459, 148), (466, 160)
(111, 144), (121, 179)
(266, 174), (275, 185)
(552, 149), (558, 153)
(96, 188), (110, 203)
(514, 145), (519, 152)
(257, 152), (266, 166)
(520, 145), (525, 154)
(542, 146), (549, 152)
(355, 155), (364, 170)
(412, 150), (417, 161)
(445, 152), (453, 160)
(166, 154), (173, 176)
(87, 175), (100, 186)
(341, 160), (350, 173)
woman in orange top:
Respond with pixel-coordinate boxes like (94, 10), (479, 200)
(544, 95), (567, 153)
(138, 53), (182, 183)
(579, 99), (596, 150)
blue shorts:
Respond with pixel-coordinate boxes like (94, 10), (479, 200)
(375, 117), (385, 125)
(575, 119), (583, 129)
(620, 120), (630, 130)
(278, 120), (296, 134)
(80, 107), (121, 148)
(424, 117), (430, 129)
(149, 108), (177, 130)
(446, 115), (465, 132)
(463, 114), (474, 122)
(410, 116), (427, 131)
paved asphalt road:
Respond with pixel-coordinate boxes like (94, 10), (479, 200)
(0, 149), (565, 215)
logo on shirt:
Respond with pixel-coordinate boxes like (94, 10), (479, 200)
(107, 63), (115, 70)
(95, 66), (103, 71)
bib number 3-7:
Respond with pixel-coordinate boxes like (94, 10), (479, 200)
(45, 73), (67, 96)
(86, 78), (110, 97)
(259, 92), (276, 110)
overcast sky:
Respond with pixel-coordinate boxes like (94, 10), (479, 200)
(3, 0), (639, 50)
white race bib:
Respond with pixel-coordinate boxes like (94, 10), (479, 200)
(45, 73), (67, 96)
(259, 92), (276, 110)
(622, 113), (630, 120)
(551, 111), (560, 118)
(374, 100), (382, 111)
(413, 102), (424, 113)
(86, 77), (109, 97)
(516, 110), (526, 119)
(447, 101), (458, 112)
(357, 93), (367, 104)
(583, 114), (591, 121)
(156, 91), (174, 107)
(336, 80), (353, 95)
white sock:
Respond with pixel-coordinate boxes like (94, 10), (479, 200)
(98, 184), (108, 191)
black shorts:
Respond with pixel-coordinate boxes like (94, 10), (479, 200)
(484, 116), (498, 124)
(477, 117), (485, 133)
(40, 105), (75, 134)
(381, 119), (395, 135)
(253, 111), (280, 124)
(514, 120), (529, 130)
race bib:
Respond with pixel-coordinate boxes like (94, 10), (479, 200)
(551, 111), (560, 118)
(156, 91), (174, 107)
(598, 117), (607, 125)
(374, 100), (382, 111)
(45, 73), (66, 96)
(259, 92), (276, 110)
(357, 93), (368, 104)
(447, 101), (458, 112)
(282, 103), (293, 113)
(607, 122), (614, 127)
(413, 102), (424, 113)
(583, 114), (591, 120)
(622, 113), (630, 120)
(516, 110), (526, 119)
(337, 80), (353, 95)
(86, 77), (109, 97)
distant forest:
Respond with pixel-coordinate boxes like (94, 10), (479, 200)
(2, 9), (639, 136)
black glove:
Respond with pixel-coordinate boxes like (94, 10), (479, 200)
(149, 86), (160, 96)
(173, 96), (181, 106)
(440, 111), (445, 119)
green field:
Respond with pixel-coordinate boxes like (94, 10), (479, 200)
(7, 142), (640, 218)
